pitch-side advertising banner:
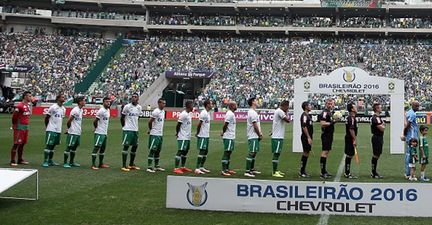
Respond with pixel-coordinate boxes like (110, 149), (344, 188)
(166, 176), (432, 217)
(213, 112), (293, 122)
(32, 106), (118, 117)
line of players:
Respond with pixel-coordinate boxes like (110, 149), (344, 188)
(10, 92), (426, 180)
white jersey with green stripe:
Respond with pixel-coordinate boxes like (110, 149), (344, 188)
(177, 110), (192, 141)
(46, 103), (66, 133)
(223, 110), (236, 140)
(68, 106), (83, 135)
(197, 109), (211, 138)
(95, 107), (110, 135)
(271, 108), (288, 139)
(150, 108), (165, 136)
(122, 103), (142, 132)
(247, 108), (261, 140)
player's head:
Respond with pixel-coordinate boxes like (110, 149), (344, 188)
(185, 100), (193, 112)
(325, 98), (335, 110)
(228, 101), (237, 111)
(76, 96), (85, 108)
(131, 93), (139, 105)
(411, 100), (420, 112)
(157, 98), (166, 110)
(347, 102), (357, 114)
(373, 103), (382, 114)
(420, 125), (429, 135)
(56, 94), (65, 105)
(248, 97), (257, 108)
(22, 91), (32, 103)
(280, 100), (289, 112)
(301, 101), (311, 112)
(410, 138), (418, 147)
(203, 99), (213, 111)
(102, 97), (111, 109)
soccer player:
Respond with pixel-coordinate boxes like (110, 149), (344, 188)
(402, 101), (419, 179)
(319, 98), (336, 179)
(299, 101), (313, 178)
(419, 125), (429, 182)
(63, 97), (85, 168)
(270, 100), (290, 178)
(408, 138), (419, 181)
(173, 101), (193, 174)
(120, 93), (142, 172)
(10, 91), (32, 166)
(370, 103), (385, 179)
(195, 99), (213, 175)
(91, 97), (111, 170)
(42, 94), (66, 167)
(344, 103), (358, 179)
(147, 98), (166, 173)
(221, 101), (237, 176)
(245, 97), (263, 178)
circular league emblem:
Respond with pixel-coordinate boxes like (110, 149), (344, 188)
(304, 81), (311, 90)
(388, 82), (395, 91)
(186, 182), (208, 207)
(343, 69), (356, 83)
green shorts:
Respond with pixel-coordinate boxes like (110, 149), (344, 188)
(223, 139), (235, 152)
(149, 135), (163, 151)
(94, 134), (107, 148)
(197, 137), (209, 150)
(248, 139), (260, 153)
(177, 140), (190, 151)
(122, 131), (139, 146)
(271, 139), (284, 153)
(45, 131), (61, 146)
(66, 134), (81, 148)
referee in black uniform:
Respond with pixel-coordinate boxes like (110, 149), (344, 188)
(299, 101), (313, 178)
(344, 102), (358, 179)
(371, 103), (385, 179)
(319, 98), (336, 179)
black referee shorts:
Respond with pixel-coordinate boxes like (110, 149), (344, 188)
(344, 136), (355, 157)
(321, 133), (333, 151)
(371, 135), (384, 156)
(301, 134), (312, 152)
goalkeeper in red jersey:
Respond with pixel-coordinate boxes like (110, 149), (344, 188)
(10, 91), (32, 166)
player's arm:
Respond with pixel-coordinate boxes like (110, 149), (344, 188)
(301, 115), (312, 141)
(66, 114), (75, 129)
(420, 138), (426, 158)
(282, 114), (290, 123)
(320, 112), (332, 128)
(221, 122), (229, 136)
(93, 117), (99, 129)
(148, 117), (155, 133)
(376, 119), (385, 132)
(11, 106), (19, 125)
(349, 117), (356, 146)
(196, 120), (203, 137)
(44, 114), (50, 127)
(252, 121), (262, 140)
(120, 105), (127, 127)
(176, 122), (181, 137)
(403, 120), (411, 136)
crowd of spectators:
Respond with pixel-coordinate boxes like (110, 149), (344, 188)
(390, 18), (432, 29)
(0, 33), (109, 99)
(2, 31), (432, 109)
(53, 10), (146, 21)
(90, 36), (432, 109)
(340, 17), (385, 28)
(1, 6), (39, 15)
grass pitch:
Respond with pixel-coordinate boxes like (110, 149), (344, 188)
(0, 115), (429, 225)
